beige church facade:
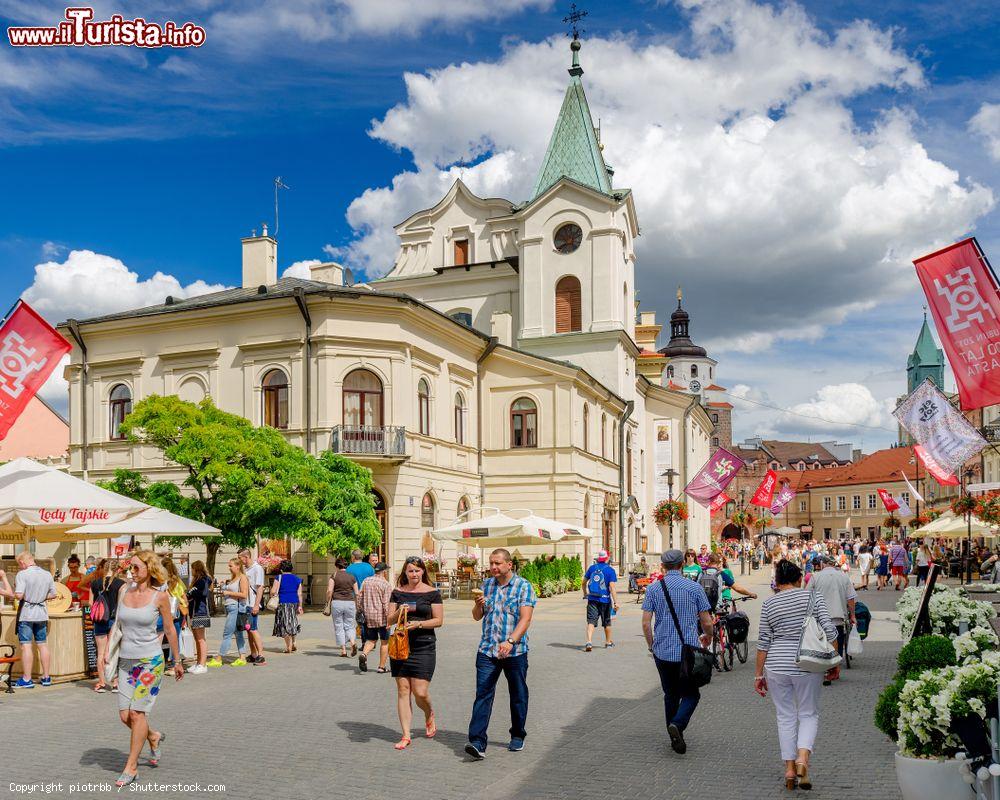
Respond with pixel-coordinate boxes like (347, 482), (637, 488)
(53, 40), (714, 588)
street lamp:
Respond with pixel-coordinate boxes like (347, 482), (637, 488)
(962, 467), (976, 585)
(662, 469), (678, 549)
(739, 487), (748, 576)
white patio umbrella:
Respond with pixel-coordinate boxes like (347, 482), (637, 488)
(0, 457), (148, 545)
(513, 512), (595, 541)
(431, 510), (553, 548)
(915, 511), (995, 538)
(66, 506), (221, 540)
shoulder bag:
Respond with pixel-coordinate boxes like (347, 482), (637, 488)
(795, 588), (842, 673)
(102, 585), (128, 684)
(659, 578), (713, 689)
(388, 605), (409, 661)
(267, 576), (281, 612)
(89, 577), (110, 623)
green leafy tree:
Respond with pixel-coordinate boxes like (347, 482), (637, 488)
(117, 395), (382, 574)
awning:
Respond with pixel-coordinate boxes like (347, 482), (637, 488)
(67, 506), (221, 540)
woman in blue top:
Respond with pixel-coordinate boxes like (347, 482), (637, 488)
(271, 560), (303, 653)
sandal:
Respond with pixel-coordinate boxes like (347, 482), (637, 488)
(93, 684), (107, 693)
(394, 737), (412, 751)
(149, 732), (166, 767)
(116, 771), (137, 788)
(795, 762), (811, 790)
(376, 667), (389, 674)
(425, 715), (437, 738)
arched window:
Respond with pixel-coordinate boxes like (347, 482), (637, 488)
(454, 392), (465, 445)
(343, 369), (382, 427)
(601, 414), (607, 459)
(510, 397), (537, 448)
(555, 275), (582, 333)
(262, 368), (289, 429)
(582, 404), (589, 452)
(109, 384), (132, 440)
(666, 365), (674, 378)
(421, 493), (435, 528)
(457, 495), (471, 518)
(611, 421), (617, 462)
(691, 364), (698, 378)
(178, 377), (207, 404)
(449, 309), (473, 327)
(709, 367), (713, 379)
(417, 378), (431, 436)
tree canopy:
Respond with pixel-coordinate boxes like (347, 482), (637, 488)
(110, 395), (382, 569)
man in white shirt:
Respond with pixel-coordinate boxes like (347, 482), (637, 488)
(13, 552), (57, 688)
(809, 557), (857, 684)
(239, 549), (266, 666)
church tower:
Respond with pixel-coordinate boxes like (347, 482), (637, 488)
(659, 288), (717, 400)
(514, 34), (640, 396)
(907, 312), (945, 393)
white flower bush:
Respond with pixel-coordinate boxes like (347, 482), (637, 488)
(897, 657), (1000, 758)
(954, 627), (1000, 663)
(897, 585), (996, 638)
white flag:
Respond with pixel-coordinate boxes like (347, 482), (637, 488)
(895, 496), (912, 517)
(893, 380), (987, 476)
(900, 469), (925, 503)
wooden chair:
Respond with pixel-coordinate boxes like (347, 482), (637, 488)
(0, 603), (21, 693)
(433, 572), (455, 600)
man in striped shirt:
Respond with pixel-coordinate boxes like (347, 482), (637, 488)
(642, 548), (714, 754)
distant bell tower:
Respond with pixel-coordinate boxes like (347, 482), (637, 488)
(907, 311), (945, 393)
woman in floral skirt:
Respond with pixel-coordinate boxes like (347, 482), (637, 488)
(271, 560), (303, 653)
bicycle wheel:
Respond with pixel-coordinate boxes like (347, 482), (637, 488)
(718, 623), (733, 672)
(734, 638), (748, 664)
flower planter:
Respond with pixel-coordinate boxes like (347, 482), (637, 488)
(894, 752), (965, 800)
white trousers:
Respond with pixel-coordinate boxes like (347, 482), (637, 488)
(331, 600), (356, 646)
(766, 670), (823, 761)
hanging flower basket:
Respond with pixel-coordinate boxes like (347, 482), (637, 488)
(653, 499), (688, 525)
(912, 513), (931, 528)
(729, 509), (757, 529)
(883, 516), (903, 529)
(974, 492), (1000, 526)
(754, 513), (774, 531)
(950, 495), (976, 516)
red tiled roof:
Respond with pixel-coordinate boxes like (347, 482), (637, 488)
(761, 440), (841, 465)
(638, 349), (664, 357)
(706, 401), (733, 409)
(704, 383), (726, 391)
(788, 446), (917, 489)
(667, 381), (686, 390)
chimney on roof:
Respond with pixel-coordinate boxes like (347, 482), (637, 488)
(309, 261), (344, 286)
(242, 223), (277, 288)
(852, 448), (862, 463)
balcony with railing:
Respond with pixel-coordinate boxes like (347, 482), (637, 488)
(331, 425), (408, 460)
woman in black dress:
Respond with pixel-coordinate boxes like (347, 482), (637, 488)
(388, 556), (444, 750)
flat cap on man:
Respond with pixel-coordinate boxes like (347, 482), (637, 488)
(661, 548), (684, 567)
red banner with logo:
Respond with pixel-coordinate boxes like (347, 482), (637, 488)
(0, 301), (70, 440)
(914, 238), (1000, 410)
(877, 488), (899, 512)
(750, 469), (779, 507)
(913, 444), (960, 486)
(709, 491), (731, 516)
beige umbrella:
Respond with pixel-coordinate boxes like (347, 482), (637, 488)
(914, 511), (995, 538)
(66, 506), (221, 540)
(431, 511), (560, 548)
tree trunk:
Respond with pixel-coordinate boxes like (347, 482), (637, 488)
(205, 539), (221, 615)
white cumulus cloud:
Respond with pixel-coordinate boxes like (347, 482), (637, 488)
(21, 249), (228, 324)
(282, 259), (322, 279)
(335, 0), (994, 347)
(970, 102), (1000, 162)
(778, 382), (886, 433)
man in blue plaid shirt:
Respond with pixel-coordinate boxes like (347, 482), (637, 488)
(465, 548), (537, 760)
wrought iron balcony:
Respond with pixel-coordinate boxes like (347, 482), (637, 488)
(331, 425), (407, 458)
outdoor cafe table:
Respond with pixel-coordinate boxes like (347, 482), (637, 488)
(1, 607), (88, 684)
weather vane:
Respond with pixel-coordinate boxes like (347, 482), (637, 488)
(563, 3), (587, 40)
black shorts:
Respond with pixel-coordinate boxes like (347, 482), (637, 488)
(363, 625), (389, 642)
(587, 600), (612, 627)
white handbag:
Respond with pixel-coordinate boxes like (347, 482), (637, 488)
(179, 626), (195, 659)
(795, 589), (842, 673)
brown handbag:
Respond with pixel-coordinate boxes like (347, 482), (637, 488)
(388, 605), (410, 661)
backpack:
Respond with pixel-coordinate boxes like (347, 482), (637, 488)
(698, 568), (723, 610)
(587, 567), (608, 599)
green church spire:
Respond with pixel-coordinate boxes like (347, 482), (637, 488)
(907, 311), (945, 393)
(530, 35), (613, 200)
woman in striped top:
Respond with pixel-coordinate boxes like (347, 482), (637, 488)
(754, 560), (838, 791)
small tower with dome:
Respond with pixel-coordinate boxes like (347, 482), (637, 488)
(659, 287), (717, 398)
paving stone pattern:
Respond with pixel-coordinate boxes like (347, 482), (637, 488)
(0, 571), (904, 799)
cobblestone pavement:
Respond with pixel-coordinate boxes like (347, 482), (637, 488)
(1, 568), (904, 800)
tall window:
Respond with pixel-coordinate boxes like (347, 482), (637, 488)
(799, 500), (807, 513)
(837, 496), (846, 511)
(711, 437), (719, 447)
(555, 275), (582, 333)
(417, 378), (431, 435)
(584, 494), (590, 529)
(611, 421), (617, 462)
(343, 369), (382, 427)
(262, 369), (289, 429)
(109, 384), (132, 440)
(666, 365), (674, 378)
(867, 493), (877, 510)
(454, 239), (469, 265)
(421, 493), (435, 528)
(626, 432), (633, 495)
(852, 495), (861, 510)
(510, 397), (537, 448)
(454, 392), (465, 444)
(582, 404), (589, 452)
(711, 413), (719, 424)
(691, 364), (698, 378)
(823, 497), (832, 511)
(601, 414), (607, 458)
(457, 495), (470, 518)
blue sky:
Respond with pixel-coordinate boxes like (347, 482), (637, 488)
(2, 0), (999, 451)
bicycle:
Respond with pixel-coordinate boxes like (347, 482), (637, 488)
(713, 596), (753, 671)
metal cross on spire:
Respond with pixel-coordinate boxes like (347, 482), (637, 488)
(274, 176), (290, 239)
(563, 3), (587, 39)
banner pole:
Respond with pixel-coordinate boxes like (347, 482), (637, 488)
(973, 237), (1000, 289)
(0, 298), (22, 327)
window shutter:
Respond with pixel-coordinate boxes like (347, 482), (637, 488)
(555, 276), (582, 333)
(454, 240), (469, 266)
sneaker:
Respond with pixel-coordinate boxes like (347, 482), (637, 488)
(585, 642), (593, 652)
(252, 657), (266, 666)
(667, 723), (687, 755)
(40, 676), (52, 687)
(508, 738), (524, 752)
(464, 743), (486, 761)
(359, 653), (368, 672)
(351, 642), (358, 657)
(605, 642), (615, 648)
(205, 657), (223, 668)
(188, 664), (207, 675)
(230, 658), (248, 667)
(14, 678), (34, 689)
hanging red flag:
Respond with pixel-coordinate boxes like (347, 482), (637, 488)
(877, 489), (899, 512)
(749, 469), (779, 508)
(684, 447), (743, 508)
(0, 301), (71, 440)
(709, 491), (731, 516)
(913, 444), (960, 486)
(914, 237), (1000, 410)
